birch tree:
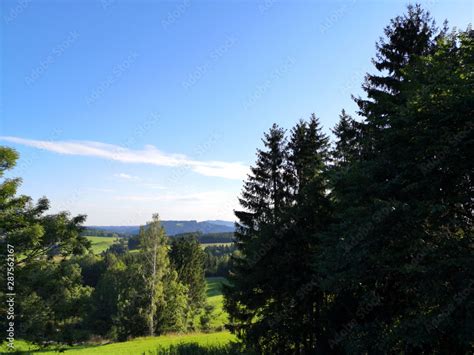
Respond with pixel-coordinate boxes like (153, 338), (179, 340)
(139, 213), (169, 336)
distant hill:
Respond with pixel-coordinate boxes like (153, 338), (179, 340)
(204, 220), (235, 228)
(85, 220), (235, 237)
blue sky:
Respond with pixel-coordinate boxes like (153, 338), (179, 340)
(1, 0), (472, 225)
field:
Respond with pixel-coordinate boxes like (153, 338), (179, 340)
(86, 235), (233, 253)
(85, 236), (117, 254)
(204, 277), (229, 329)
(2, 332), (235, 354)
(2, 278), (234, 354)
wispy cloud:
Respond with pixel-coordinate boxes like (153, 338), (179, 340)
(114, 173), (140, 180)
(0, 136), (248, 180)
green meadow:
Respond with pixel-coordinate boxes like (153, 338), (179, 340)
(86, 235), (233, 253)
(2, 332), (236, 354)
(85, 236), (117, 254)
(204, 277), (229, 329)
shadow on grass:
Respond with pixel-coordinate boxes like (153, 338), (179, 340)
(151, 342), (253, 355)
(5, 342), (108, 354)
(206, 277), (229, 297)
(6, 342), (253, 355)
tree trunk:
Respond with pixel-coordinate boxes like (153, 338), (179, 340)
(148, 238), (158, 336)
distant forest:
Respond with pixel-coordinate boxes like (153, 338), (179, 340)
(82, 229), (235, 244)
(84, 220), (235, 237)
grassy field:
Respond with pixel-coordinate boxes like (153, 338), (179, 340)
(205, 277), (229, 329)
(86, 236), (232, 254)
(3, 278), (234, 354)
(2, 332), (235, 354)
(85, 236), (117, 254)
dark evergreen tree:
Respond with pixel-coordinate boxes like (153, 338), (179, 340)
(285, 115), (332, 353)
(355, 4), (440, 160)
(379, 28), (473, 352)
(322, 8), (472, 353)
(331, 110), (361, 166)
(225, 117), (334, 353)
(224, 124), (292, 353)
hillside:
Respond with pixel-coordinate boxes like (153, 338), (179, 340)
(86, 220), (235, 236)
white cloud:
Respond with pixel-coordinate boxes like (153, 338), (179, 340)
(0, 136), (248, 180)
(114, 173), (140, 180)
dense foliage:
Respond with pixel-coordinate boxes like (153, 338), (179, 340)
(204, 245), (237, 277)
(170, 235), (207, 316)
(172, 232), (235, 244)
(225, 5), (473, 354)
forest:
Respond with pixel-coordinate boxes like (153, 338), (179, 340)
(0, 4), (472, 354)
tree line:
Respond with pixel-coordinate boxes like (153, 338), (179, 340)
(204, 244), (237, 277)
(106, 235), (236, 278)
(224, 5), (473, 354)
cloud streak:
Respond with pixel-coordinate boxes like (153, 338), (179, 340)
(0, 136), (248, 180)
(114, 173), (140, 180)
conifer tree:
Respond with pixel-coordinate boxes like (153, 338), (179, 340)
(224, 124), (292, 353)
(225, 117), (334, 353)
(381, 28), (473, 352)
(286, 115), (332, 353)
(324, 8), (472, 353)
(355, 4), (440, 160)
(331, 110), (360, 166)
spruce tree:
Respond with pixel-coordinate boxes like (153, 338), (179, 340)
(324, 8), (472, 353)
(355, 4), (440, 160)
(382, 28), (473, 352)
(355, 4), (438, 120)
(225, 117), (333, 353)
(224, 124), (292, 353)
(286, 115), (332, 353)
(331, 110), (360, 166)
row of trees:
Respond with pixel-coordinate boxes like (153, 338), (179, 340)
(0, 150), (208, 345)
(126, 232), (235, 252)
(225, 5), (473, 354)
(204, 244), (237, 277)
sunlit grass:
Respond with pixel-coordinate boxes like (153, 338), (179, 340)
(85, 236), (117, 254)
